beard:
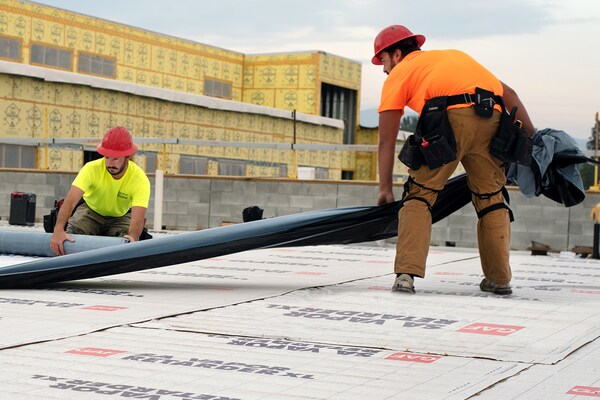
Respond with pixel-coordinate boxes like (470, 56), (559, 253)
(107, 163), (126, 176)
(386, 59), (398, 75)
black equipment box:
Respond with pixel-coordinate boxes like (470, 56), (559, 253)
(9, 192), (36, 226)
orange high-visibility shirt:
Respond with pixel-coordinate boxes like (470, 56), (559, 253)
(378, 49), (503, 116)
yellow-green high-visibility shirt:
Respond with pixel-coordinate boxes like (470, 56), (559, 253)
(72, 158), (150, 217)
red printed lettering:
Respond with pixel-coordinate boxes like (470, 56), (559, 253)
(66, 347), (126, 357)
(572, 289), (600, 295)
(367, 286), (392, 291)
(457, 323), (524, 336)
(81, 305), (128, 311)
(567, 386), (600, 397)
(385, 352), (441, 363)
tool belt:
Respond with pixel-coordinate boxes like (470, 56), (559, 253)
(398, 87), (532, 170)
(398, 96), (457, 170)
(448, 88), (532, 166)
(490, 98), (532, 166)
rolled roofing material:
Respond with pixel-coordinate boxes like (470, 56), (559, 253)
(0, 174), (471, 288)
(0, 231), (128, 257)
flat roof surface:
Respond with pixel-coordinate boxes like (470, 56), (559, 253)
(1, 226), (599, 399)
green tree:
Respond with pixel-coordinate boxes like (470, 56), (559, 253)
(586, 113), (599, 150)
(400, 114), (418, 132)
(580, 163), (596, 189)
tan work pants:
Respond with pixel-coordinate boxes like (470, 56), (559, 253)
(395, 107), (512, 285)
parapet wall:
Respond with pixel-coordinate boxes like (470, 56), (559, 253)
(1, 169), (597, 252)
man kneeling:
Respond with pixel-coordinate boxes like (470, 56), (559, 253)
(50, 126), (151, 256)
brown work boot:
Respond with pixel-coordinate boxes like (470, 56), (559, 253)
(392, 273), (415, 294)
(480, 278), (512, 295)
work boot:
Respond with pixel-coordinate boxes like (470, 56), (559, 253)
(392, 273), (415, 294)
(479, 278), (512, 295)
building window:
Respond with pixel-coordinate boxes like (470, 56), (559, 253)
(30, 43), (72, 70)
(204, 78), (232, 99)
(145, 152), (157, 172)
(0, 35), (21, 61)
(0, 144), (36, 168)
(218, 160), (245, 176)
(180, 155), (208, 175)
(78, 52), (116, 78)
(321, 82), (357, 145)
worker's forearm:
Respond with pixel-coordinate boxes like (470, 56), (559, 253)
(378, 109), (402, 192)
(53, 203), (75, 233)
(378, 143), (395, 192)
(501, 81), (535, 136)
(128, 220), (144, 241)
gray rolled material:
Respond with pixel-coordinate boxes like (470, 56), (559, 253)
(0, 231), (128, 257)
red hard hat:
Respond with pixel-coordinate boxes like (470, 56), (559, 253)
(371, 25), (426, 65)
(96, 126), (137, 157)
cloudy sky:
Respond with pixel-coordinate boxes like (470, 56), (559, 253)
(35, 0), (600, 140)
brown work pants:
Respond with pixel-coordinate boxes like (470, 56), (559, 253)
(395, 107), (512, 285)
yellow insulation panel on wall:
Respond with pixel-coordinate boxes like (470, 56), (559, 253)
(0, 0), (245, 99)
(246, 164), (280, 178)
(318, 53), (361, 91)
(38, 146), (82, 171)
(243, 53), (322, 114)
(0, 61), (347, 176)
(0, 0), (365, 179)
(0, 0), (363, 124)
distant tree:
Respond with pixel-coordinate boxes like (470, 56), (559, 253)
(580, 163), (595, 189)
(586, 114), (599, 150)
(586, 126), (597, 150)
(400, 114), (418, 132)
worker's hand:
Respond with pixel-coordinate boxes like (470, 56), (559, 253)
(49, 230), (75, 256)
(123, 235), (136, 243)
(376, 191), (395, 206)
(591, 202), (600, 222)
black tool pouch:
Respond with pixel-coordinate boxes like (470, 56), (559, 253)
(490, 102), (533, 166)
(473, 87), (496, 118)
(398, 97), (457, 170)
(415, 96), (457, 169)
(398, 134), (424, 170)
(419, 134), (456, 169)
(43, 199), (63, 233)
(43, 209), (57, 233)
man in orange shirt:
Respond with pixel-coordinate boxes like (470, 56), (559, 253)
(373, 25), (534, 295)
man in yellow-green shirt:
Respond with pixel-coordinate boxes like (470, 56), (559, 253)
(50, 127), (151, 256)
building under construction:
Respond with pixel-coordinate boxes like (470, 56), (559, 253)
(0, 0), (402, 181)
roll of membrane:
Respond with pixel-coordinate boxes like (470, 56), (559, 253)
(0, 174), (472, 288)
(0, 231), (128, 257)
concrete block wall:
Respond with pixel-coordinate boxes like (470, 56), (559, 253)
(0, 169), (597, 252)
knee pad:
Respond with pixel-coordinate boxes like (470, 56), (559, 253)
(402, 196), (433, 214)
(473, 186), (514, 221)
(401, 177), (439, 214)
